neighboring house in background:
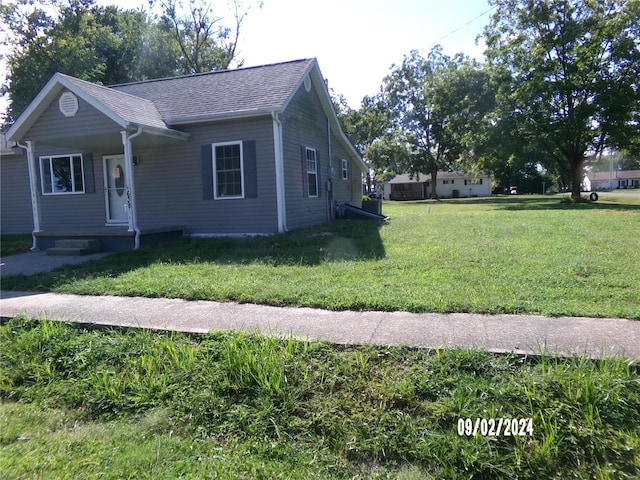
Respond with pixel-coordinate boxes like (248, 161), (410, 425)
(383, 171), (492, 200)
(1, 133), (33, 234)
(4, 59), (366, 251)
(583, 170), (640, 191)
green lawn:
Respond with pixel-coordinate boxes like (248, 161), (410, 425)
(0, 234), (31, 257)
(2, 195), (639, 319)
(2, 318), (639, 479)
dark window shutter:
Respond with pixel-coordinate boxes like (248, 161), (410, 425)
(316, 149), (321, 197)
(243, 140), (257, 198)
(83, 153), (94, 193)
(201, 144), (214, 200)
(35, 156), (42, 195)
(301, 145), (308, 197)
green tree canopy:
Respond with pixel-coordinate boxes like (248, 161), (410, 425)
(483, 0), (640, 200)
(1, 0), (256, 124)
(372, 46), (493, 199)
(1, 0), (154, 122)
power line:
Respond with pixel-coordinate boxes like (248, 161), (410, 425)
(419, 5), (498, 52)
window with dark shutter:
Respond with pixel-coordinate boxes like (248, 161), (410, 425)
(202, 141), (257, 200)
(39, 154), (86, 194)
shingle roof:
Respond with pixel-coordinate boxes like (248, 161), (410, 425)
(59, 74), (168, 130)
(110, 59), (315, 124)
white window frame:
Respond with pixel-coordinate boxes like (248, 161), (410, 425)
(213, 141), (244, 200)
(306, 147), (318, 197)
(341, 158), (349, 180)
(40, 154), (85, 195)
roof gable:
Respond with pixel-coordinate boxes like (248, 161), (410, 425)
(61, 74), (168, 130)
(6, 73), (183, 142)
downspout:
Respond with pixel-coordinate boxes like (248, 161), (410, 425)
(122, 127), (143, 249)
(272, 113), (287, 233)
(327, 117), (334, 220)
(18, 141), (41, 251)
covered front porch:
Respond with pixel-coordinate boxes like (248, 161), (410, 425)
(22, 127), (188, 252)
(5, 73), (190, 252)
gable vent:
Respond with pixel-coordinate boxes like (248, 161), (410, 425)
(59, 92), (79, 117)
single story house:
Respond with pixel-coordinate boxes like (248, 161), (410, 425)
(583, 170), (640, 191)
(3, 58), (367, 251)
(382, 171), (492, 200)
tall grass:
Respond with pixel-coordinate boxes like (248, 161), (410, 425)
(2, 318), (639, 479)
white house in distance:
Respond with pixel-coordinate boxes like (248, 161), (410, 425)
(382, 171), (492, 200)
(583, 170), (640, 191)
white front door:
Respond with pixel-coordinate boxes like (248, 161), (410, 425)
(103, 155), (128, 223)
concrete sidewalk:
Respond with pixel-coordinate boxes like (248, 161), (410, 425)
(1, 290), (638, 359)
(1, 251), (112, 277)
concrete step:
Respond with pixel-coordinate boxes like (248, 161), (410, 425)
(46, 247), (98, 256)
(54, 239), (100, 250)
(46, 239), (101, 256)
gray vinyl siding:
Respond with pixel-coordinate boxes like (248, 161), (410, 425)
(24, 90), (122, 141)
(1, 153), (33, 234)
(330, 133), (362, 207)
(133, 117), (278, 234)
(24, 117), (277, 235)
(280, 82), (332, 230)
(350, 170), (363, 207)
(34, 145), (105, 230)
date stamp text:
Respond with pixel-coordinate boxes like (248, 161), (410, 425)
(457, 418), (533, 437)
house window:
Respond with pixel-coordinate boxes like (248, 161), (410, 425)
(443, 179), (454, 185)
(40, 154), (85, 194)
(341, 159), (349, 180)
(213, 142), (244, 199)
(306, 147), (318, 197)
(465, 178), (483, 185)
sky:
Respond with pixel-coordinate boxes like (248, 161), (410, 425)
(236, 0), (494, 107)
(0, 0), (495, 113)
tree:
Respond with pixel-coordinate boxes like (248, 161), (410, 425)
(1, 0), (160, 122)
(380, 47), (493, 199)
(432, 54), (495, 174)
(380, 47), (450, 199)
(331, 91), (393, 192)
(483, 0), (640, 200)
(155, 0), (259, 73)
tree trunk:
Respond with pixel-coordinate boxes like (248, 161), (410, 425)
(570, 156), (585, 201)
(430, 170), (438, 199)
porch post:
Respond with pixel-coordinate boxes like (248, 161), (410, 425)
(121, 128), (142, 248)
(272, 113), (287, 232)
(25, 140), (41, 250)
